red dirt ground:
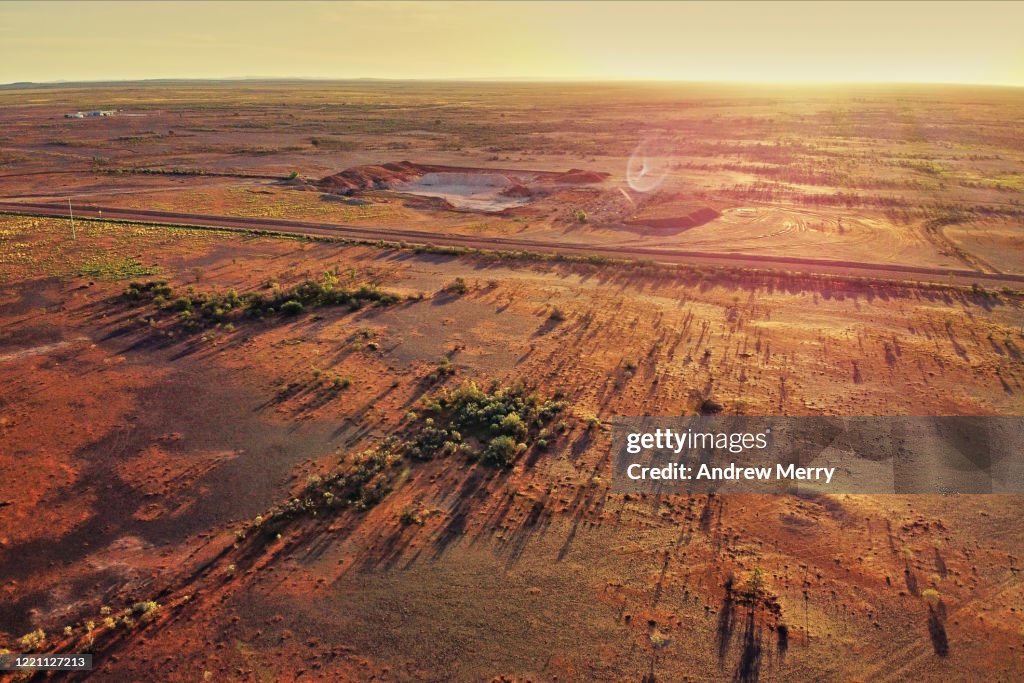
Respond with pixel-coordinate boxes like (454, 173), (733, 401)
(0, 81), (1022, 682)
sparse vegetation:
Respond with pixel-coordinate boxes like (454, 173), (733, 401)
(122, 271), (404, 331)
(5, 79), (1024, 683)
(444, 277), (469, 295)
(131, 601), (161, 623)
(80, 256), (159, 280)
(18, 628), (46, 651)
(411, 381), (566, 466)
(548, 306), (567, 322)
(399, 505), (427, 526)
(698, 398), (724, 415)
(256, 381), (567, 529)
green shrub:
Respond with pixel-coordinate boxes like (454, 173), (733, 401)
(123, 280), (172, 302)
(482, 435), (518, 466)
(131, 601), (160, 623)
(405, 381), (565, 466)
(280, 300), (304, 315)
(123, 273), (404, 332)
(171, 296), (193, 312)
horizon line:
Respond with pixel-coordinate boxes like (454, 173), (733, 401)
(3, 76), (1023, 90)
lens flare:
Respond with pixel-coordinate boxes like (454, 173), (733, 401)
(626, 136), (671, 193)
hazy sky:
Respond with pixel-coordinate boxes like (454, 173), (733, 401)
(2, 1), (1023, 86)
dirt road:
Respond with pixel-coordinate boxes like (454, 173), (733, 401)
(2, 200), (1023, 290)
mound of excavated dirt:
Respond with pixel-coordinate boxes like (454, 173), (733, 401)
(626, 196), (722, 232)
(626, 207), (720, 232)
(318, 161), (423, 193)
(554, 169), (609, 184)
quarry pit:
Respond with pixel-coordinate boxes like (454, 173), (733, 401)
(317, 161), (609, 212)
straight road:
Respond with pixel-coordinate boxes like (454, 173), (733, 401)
(2, 200), (1022, 290)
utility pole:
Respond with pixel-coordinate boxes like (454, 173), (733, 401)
(68, 198), (76, 240)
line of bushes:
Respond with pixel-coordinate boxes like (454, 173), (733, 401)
(253, 382), (568, 531)
(123, 272), (404, 328)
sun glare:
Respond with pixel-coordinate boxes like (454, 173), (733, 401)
(0, 1), (1021, 86)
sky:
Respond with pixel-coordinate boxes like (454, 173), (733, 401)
(1, 1), (1023, 86)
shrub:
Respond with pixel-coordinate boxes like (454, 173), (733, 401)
(445, 277), (468, 295)
(172, 296), (193, 311)
(498, 412), (528, 439)
(123, 280), (172, 302)
(280, 300), (304, 315)
(131, 601), (160, 623)
(399, 506), (425, 526)
(436, 357), (456, 376)
(698, 398), (724, 415)
(482, 435), (518, 466)
(19, 628), (46, 650)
